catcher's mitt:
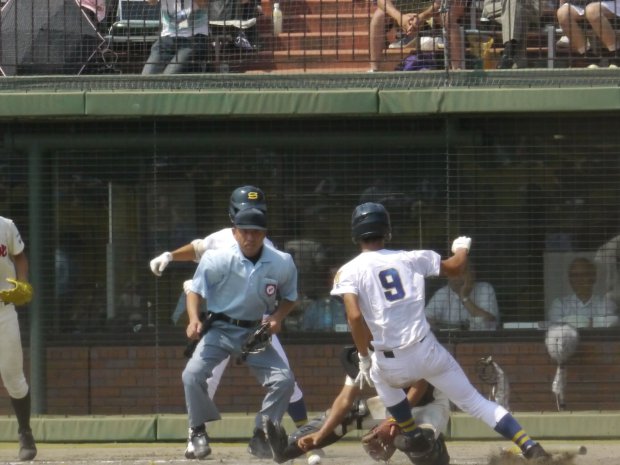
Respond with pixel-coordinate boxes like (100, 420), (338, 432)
(240, 322), (271, 361)
(0, 279), (33, 306)
(361, 418), (400, 462)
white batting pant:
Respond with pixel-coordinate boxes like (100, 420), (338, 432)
(0, 306), (29, 399)
(207, 333), (304, 403)
(371, 331), (508, 429)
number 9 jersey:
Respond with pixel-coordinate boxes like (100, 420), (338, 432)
(330, 249), (441, 352)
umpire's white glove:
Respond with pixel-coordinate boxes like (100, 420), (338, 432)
(150, 251), (173, 276)
(355, 354), (374, 389)
(451, 236), (471, 254)
(183, 279), (192, 295)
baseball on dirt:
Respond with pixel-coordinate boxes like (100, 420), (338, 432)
(307, 453), (322, 465)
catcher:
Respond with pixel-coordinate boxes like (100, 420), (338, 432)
(0, 216), (36, 461)
(265, 346), (450, 465)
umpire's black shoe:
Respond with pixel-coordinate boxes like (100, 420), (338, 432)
(185, 427), (211, 460)
(18, 429), (37, 461)
(524, 443), (551, 461)
(248, 427), (273, 459)
(394, 428), (434, 462)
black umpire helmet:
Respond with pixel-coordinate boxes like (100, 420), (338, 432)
(228, 186), (267, 222)
(351, 202), (392, 243)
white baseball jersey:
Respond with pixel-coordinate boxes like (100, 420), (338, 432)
(191, 228), (275, 262)
(0, 217), (24, 289)
(331, 249), (441, 351)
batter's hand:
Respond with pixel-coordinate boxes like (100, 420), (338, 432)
(451, 236), (471, 254)
(355, 354), (374, 389)
(150, 251), (173, 276)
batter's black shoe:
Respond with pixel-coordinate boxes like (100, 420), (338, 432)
(248, 427), (273, 459)
(265, 420), (289, 463)
(18, 429), (37, 461)
(185, 427), (211, 460)
(524, 443), (551, 460)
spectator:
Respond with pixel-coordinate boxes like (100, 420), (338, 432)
(425, 262), (499, 330)
(548, 257), (618, 328)
(368, 0), (466, 72)
(302, 267), (347, 332)
(482, 0), (539, 68)
(595, 235), (620, 308)
(142, 0), (210, 74)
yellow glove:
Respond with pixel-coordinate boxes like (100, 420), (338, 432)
(0, 278), (34, 306)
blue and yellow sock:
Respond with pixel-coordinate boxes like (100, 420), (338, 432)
(287, 398), (309, 427)
(494, 413), (536, 453)
(386, 398), (417, 435)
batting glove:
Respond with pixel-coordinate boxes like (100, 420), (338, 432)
(183, 279), (193, 295)
(451, 236), (471, 254)
(149, 251), (173, 276)
(355, 354), (374, 389)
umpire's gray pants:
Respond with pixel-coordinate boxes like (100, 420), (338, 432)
(182, 320), (294, 429)
(482, 0), (539, 45)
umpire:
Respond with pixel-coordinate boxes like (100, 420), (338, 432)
(182, 207), (298, 460)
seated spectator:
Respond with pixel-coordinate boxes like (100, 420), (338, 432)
(425, 263), (499, 330)
(142, 0), (210, 74)
(548, 257), (618, 328)
(482, 0), (539, 68)
(368, 0), (466, 72)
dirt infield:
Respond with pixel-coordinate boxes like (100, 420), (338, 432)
(0, 440), (617, 465)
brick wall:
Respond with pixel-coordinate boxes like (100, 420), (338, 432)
(1, 338), (619, 415)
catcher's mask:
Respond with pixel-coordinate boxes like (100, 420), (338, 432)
(545, 323), (579, 364)
(240, 322), (272, 361)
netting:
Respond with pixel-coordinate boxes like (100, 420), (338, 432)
(1, 0), (619, 75)
(0, 113), (618, 415)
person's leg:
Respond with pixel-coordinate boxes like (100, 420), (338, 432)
(142, 37), (172, 75)
(206, 356), (230, 399)
(586, 2), (619, 52)
(370, 7), (387, 71)
(269, 335), (308, 426)
(163, 38), (194, 74)
(0, 309), (36, 461)
(439, 0), (465, 69)
(557, 3), (588, 54)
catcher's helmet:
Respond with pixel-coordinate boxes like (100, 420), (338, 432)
(229, 186), (267, 221)
(351, 202), (392, 243)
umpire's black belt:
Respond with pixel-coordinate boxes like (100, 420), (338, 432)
(209, 312), (261, 328)
(382, 336), (426, 358)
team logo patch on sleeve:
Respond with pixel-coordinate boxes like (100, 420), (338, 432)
(265, 284), (277, 296)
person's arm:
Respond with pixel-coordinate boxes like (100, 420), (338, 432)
(186, 291), (204, 339)
(298, 384), (361, 450)
(343, 293), (371, 356)
(377, 0), (415, 32)
(460, 281), (497, 323)
(12, 251), (29, 282)
(150, 242), (201, 276)
(406, 379), (429, 407)
(440, 249), (467, 278)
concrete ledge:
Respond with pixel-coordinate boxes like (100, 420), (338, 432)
(1, 412), (619, 442)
